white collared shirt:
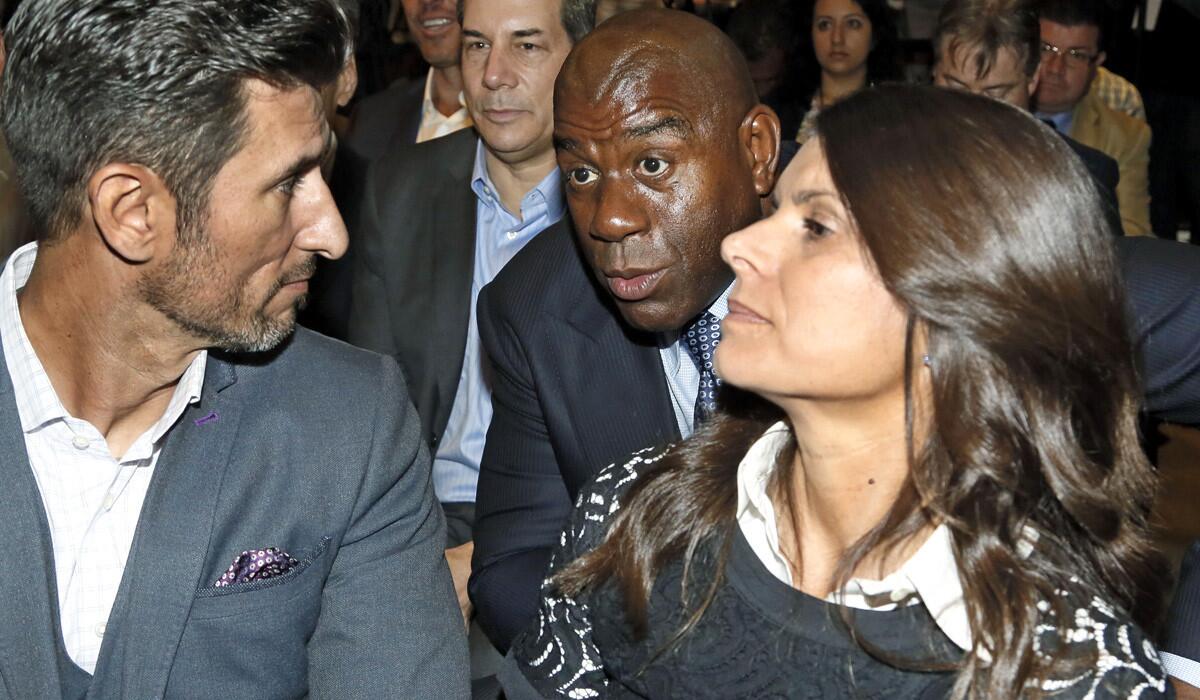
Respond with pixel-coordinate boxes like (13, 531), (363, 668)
(415, 68), (472, 144)
(735, 421), (973, 652)
(0, 242), (207, 673)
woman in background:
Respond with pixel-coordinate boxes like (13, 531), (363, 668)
(503, 85), (1172, 699)
(798, 0), (901, 139)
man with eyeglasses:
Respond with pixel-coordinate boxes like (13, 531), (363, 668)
(1034, 0), (1151, 236)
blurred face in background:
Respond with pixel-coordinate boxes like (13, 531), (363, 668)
(812, 0), (872, 79)
(934, 40), (1037, 110)
(1035, 19), (1103, 114)
(460, 0), (572, 164)
(402, 0), (461, 68)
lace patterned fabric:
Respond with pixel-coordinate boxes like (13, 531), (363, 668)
(509, 445), (1173, 699)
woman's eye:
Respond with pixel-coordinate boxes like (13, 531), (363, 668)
(803, 218), (832, 238)
(815, 19), (831, 30)
(569, 168), (598, 186)
(848, 18), (863, 29)
(638, 158), (666, 176)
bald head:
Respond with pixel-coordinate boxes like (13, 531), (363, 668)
(552, 8), (780, 334)
(556, 9), (758, 134)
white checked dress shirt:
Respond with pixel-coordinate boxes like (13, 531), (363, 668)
(0, 242), (207, 673)
(415, 68), (472, 144)
(735, 421), (974, 652)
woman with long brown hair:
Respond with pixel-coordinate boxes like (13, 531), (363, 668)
(500, 84), (1172, 699)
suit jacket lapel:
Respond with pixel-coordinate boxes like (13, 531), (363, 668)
(88, 356), (244, 699)
(556, 251), (681, 470)
(0, 353), (66, 699)
(427, 139), (477, 441)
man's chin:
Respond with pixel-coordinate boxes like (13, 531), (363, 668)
(213, 309), (299, 354)
(616, 299), (689, 335)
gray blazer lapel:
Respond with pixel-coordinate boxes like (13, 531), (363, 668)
(0, 358), (65, 699)
(88, 357), (244, 699)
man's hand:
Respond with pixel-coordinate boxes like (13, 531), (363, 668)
(445, 541), (474, 627)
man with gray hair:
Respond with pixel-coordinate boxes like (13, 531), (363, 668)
(349, 0), (596, 624)
(0, 0), (468, 696)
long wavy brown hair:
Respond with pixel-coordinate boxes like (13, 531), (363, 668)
(555, 85), (1167, 697)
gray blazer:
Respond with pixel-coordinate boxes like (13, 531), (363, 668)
(0, 328), (469, 698)
(347, 128), (477, 455)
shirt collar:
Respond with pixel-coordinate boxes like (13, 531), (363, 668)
(0, 242), (206, 437)
(1035, 109), (1074, 135)
(420, 68), (468, 121)
(660, 282), (734, 356)
(734, 421), (973, 652)
(470, 139), (565, 224)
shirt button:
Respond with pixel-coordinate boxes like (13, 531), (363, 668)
(506, 231), (517, 240)
(94, 623), (106, 637)
(71, 435), (90, 450)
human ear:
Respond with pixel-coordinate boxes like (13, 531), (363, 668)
(1027, 63), (1042, 99)
(740, 104), (782, 197)
(335, 56), (358, 108)
(87, 163), (176, 264)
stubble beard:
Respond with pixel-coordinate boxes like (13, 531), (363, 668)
(138, 221), (313, 354)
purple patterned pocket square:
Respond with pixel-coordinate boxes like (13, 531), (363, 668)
(214, 547), (299, 587)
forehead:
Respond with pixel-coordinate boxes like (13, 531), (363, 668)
(557, 52), (714, 136)
(814, 0), (865, 17)
(939, 41), (1029, 83)
(225, 81), (325, 171)
(779, 139), (835, 196)
(463, 0), (563, 34)
(1039, 19), (1100, 47)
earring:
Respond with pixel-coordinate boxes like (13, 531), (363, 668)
(922, 354), (932, 368)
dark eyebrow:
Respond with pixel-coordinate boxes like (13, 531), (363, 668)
(271, 130), (333, 189)
(462, 29), (485, 39)
(624, 116), (691, 140)
(512, 28), (544, 38)
(770, 187), (838, 210)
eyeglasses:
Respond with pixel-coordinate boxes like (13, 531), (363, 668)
(1040, 41), (1098, 67)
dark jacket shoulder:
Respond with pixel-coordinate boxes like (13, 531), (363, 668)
(369, 127), (477, 202)
(218, 327), (403, 405)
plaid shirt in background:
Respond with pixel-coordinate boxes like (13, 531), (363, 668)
(1091, 66), (1147, 121)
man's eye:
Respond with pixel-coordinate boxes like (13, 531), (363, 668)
(638, 158), (666, 176)
(278, 175), (302, 196)
(569, 168), (598, 186)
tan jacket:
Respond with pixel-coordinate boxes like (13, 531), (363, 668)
(1069, 90), (1152, 236)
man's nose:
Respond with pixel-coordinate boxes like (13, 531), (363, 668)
(296, 176), (349, 260)
(1042, 50), (1066, 76)
(483, 45), (517, 90)
(590, 178), (648, 242)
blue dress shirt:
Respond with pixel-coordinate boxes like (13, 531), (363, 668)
(659, 284), (731, 438)
(431, 141), (565, 503)
(1036, 109), (1074, 135)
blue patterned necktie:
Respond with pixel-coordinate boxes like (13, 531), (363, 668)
(683, 311), (722, 425)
